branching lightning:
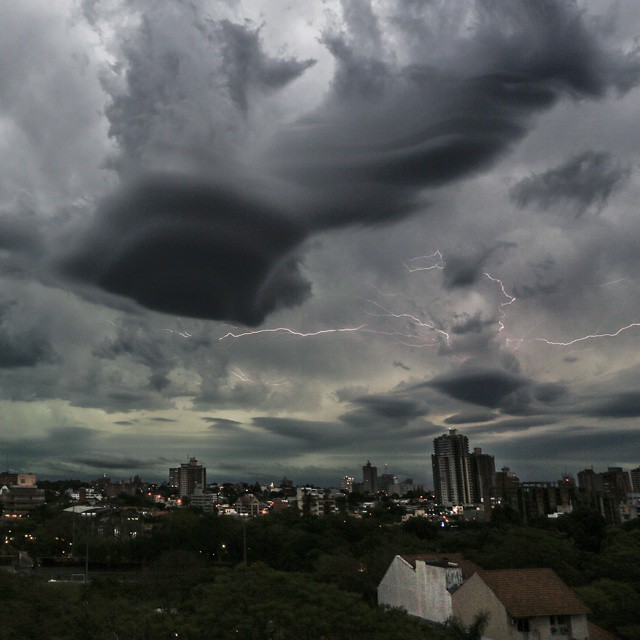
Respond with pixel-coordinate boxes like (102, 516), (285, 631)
(404, 250), (445, 272)
(483, 272), (517, 332)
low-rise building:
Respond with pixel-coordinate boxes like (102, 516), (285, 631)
(377, 553), (480, 623)
(451, 568), (590, 640)
(235, 494), (261, 517)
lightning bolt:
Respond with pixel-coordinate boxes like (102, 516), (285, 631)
(365, 299), (450, 344)
(229, 366), (289, 387)
(483, 272), (517, 332)
(404, 250), (445, 272)
(219, 325), (367, 341)
(230, 367), (253, 383)
(163, 328), (192, 338)
(534, 323), (640, 346)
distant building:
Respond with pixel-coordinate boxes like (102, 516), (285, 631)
(0, 472), (36, 488)
(452, 568), (590, 640)
(631, 467), (640, 493)
(432, 429), (472, 505)
(496, 466), (520, 507)
(379, 472), (398, 495)
(378, 553), (481, 623)
(578, 467), (632, 524)
(1, 472), (45, 518)
(469, 447), (496, 506)
(620, 493), (640, 523)
(2, 485), (45, 517)
(190, 485), (216, 512)
(362, 461), (378, 494)
(340, 476), (355, 493)
(235, 494), (261, 517)
(169, 458), (206, 497)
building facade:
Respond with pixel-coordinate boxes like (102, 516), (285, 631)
(362, 461), (378, 494)
(469, 447), (496, 505)
(378, 554), (479, 623)
(432, 429), (472, 505)
(169, 457), (206, 497)
(452, 568), (590, 640)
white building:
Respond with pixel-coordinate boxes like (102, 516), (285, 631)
(377, 553), (480, 623)
(452, 568), (591, 640)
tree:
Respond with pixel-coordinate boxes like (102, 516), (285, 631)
(444, 612), (490, 640)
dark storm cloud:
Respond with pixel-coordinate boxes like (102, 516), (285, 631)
(427, 369), (528, 409)
(510, 151), (631, 216)
(0, 426), (98, 463)
(534, 382), (568, 403)
(54, 0), (640, 325)
(0, 214), (43, 256)
(442, 254), (492, 290)
(339, 392), (429, 428)
(470, 416), (558, 434)
(220, 20), (316, 111)
(252, 417), (348, 446)
(274, 1), (640, 228)
(70, 455), (160, 471)
(0, 300), (57, 369)
(61, 177), (310, 326)
(493, 428), (640, 465)
(583, 391), (640, 418)
(444, 410), (499, 425)
(451, 312), (496, 335)
(202, 417), (242, 429)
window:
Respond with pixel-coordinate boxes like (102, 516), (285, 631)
(550, 615), (571, 635)
(516, 618), (530, 633)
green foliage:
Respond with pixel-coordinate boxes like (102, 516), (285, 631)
(183, 563), (450, 640)
(555, 507), (608, 553)
(489, 503), (522, 526)
(444, 612), (490, 640)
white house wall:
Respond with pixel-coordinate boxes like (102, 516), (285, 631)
(378, 557), (462, 623)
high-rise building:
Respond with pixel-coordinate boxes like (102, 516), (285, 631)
(630, 467), (640, 493)
(169, 457), (206, 497)
(469, 447), (496, 504)
(577, 467), (632, 524)
(362, 461), (378, 494)
(431, 429), (472, 505)
(495, 467), (520, 507)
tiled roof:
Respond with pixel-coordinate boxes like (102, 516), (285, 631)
(587, 623), (621, 640)
(399, 553), (482, 579)
(478, 568), (590, 618)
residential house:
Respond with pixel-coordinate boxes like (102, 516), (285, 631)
(451, 568), (590, 640)
(378, 553), (481, 623)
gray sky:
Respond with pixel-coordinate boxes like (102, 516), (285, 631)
(1, 0), (640, 486)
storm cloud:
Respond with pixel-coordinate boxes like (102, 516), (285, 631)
(52, 0), (640, 324)
(1, 0), (640, 484)
(510, 150), (632, 216)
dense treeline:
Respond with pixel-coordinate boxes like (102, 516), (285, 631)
(2, 506), (639, 639)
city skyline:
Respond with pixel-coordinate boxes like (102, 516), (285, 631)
(1, 1), (640, 486)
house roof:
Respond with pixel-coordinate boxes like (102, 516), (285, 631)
(587, 623), (620, 640)
(399, 553), (482, 579)
(477, 568), (590, 618)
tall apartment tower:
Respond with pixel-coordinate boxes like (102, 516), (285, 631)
(362, 461), (378, 494)
(169, 457), (206, 497)
(469, 447), (496, 504)
(431, 429), (472, 505)
(630, 467), (640, 493)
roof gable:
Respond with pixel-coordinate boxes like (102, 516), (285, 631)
(478, 568), (590, 618)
